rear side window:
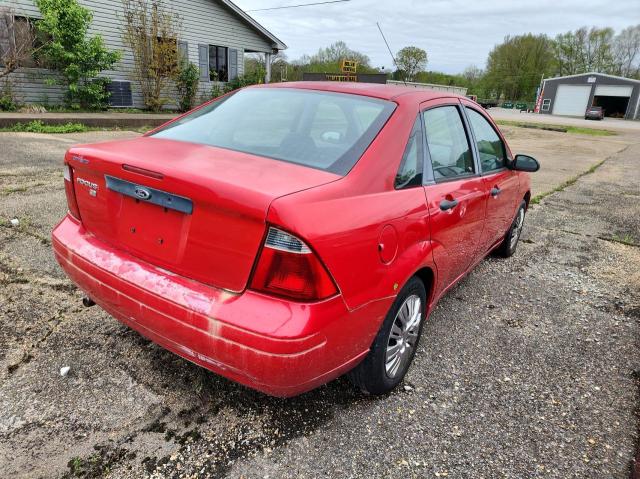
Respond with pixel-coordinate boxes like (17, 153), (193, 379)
(151, 88), (396, 175)
(395, 117), (423, 189)
(422, 106), (474, 181)
(465, 107), (506, 172)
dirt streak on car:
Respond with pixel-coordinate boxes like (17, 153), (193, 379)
(52, 82), (539, 397)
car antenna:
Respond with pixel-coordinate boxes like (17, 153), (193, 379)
(376, 22), (407, 86)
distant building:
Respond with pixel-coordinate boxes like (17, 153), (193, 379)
(538, 72), (640, 120)
(386, 80), (467, 96)
(0, 0), (286, 108)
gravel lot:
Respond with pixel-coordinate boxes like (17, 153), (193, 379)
(0, 127), (638, 478)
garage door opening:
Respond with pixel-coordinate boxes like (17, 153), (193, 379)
(592, 95), (629, 118)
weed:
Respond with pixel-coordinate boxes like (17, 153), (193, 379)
(531, 159), (606, 204)
(609, 233), (637, 246)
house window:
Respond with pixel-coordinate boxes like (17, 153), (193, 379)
(209, 45), (228, 82)
(542, 98), (551, 111)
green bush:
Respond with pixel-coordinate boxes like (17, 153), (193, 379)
(176, 62), (200, 112)
(0, 94), (17, 112)
(36, 0), (120, 110)
(223, 70), (264, 94)
(0, 82), (18, 111)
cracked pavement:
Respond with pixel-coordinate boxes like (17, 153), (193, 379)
(0, 127), (638, 478)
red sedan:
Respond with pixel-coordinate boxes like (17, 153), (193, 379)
(52, 82), (539, 397)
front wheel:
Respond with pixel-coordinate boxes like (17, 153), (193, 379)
(348, 277), (426, 395)
(497, 200), (526, 257)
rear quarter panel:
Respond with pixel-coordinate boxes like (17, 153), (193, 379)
(267, 97), (438, 312)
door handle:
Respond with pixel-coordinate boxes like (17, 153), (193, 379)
(439, 198), (459, 211)
(490, 187), (501, 197)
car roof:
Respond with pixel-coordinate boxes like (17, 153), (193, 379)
(252, 81), (463, 102)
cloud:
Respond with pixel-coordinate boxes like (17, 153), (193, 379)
(235, 0), (639, 73)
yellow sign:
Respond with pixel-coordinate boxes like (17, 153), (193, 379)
(324, 60), (358, 82)
(341, 60), (358, 74)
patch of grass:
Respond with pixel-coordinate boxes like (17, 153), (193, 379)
(0, 182), (46, 196)
(609, 233), (637, 246)
(530, 159), (606, 205)
(1, 186), (28, 195)
(496, 119), (615, 136)
(0, 120), (89, 134)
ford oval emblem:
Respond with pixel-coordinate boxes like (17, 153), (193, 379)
(134, 186), (151, 200)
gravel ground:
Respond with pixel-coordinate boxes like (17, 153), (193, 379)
(0, 129), (638, 478)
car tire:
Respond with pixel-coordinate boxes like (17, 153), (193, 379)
(497, 200), (527, 258)
(348, 276), (426, 395)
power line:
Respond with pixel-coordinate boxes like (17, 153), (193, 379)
(246, 0), (350, 12)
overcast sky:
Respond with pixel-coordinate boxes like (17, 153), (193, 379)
(234, 0), (640, 73)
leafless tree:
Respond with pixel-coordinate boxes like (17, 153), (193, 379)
(121, 0), (181, 111)
(0, 7), (37, 79)
(613, 25), (640, 78)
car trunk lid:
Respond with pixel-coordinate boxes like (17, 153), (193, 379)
(66, 137), (340, 292)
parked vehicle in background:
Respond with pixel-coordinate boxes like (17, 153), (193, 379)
(585, 106), (604, 120)
(52, 83), (539, 397)
(478, 98), (499, 109)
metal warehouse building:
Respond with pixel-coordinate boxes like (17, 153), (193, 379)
(538, 72), (640, 120)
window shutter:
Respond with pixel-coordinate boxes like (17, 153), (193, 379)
(177, 40), (188, 64)
(198, 44), (209, 81)
(229, 48), (238, 80)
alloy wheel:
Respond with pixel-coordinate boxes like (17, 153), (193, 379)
(509, 208), (525, 249)
(385, 294), (422, 378)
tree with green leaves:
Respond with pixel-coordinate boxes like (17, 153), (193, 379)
(484, 34), (555, 101)
(395, 46), (427, 81)
(35, 0), (120, 109)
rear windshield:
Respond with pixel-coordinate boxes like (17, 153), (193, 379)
(150, 88), (396, 175)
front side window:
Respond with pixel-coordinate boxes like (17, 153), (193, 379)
(395, 117), (423, 189)
(151, 88), (396, 175)
(423, 106), (474, 181)
(209, 45), (228, 81)
(465, 107), (506, 173)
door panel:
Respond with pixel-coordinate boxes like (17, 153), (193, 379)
(461, 104), (521, 251)
(481, 170), (520, 249)
(425, 178), (487, 289)
(421, 101), (488, 291)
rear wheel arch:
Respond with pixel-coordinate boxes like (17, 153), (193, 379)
(412, 266), (435, 307)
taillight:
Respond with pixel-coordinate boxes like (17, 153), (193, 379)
(63, 163), (82, 221)
(250, 227), (338, 301)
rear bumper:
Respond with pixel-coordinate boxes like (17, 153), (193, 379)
(52, 216), (390, 397)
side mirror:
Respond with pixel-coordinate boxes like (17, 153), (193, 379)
(511, 154), (540, 172)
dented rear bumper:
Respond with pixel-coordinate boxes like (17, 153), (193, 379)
(52, 215), (388, 396)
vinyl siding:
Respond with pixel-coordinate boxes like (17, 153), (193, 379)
(1, 0), (278, 108)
